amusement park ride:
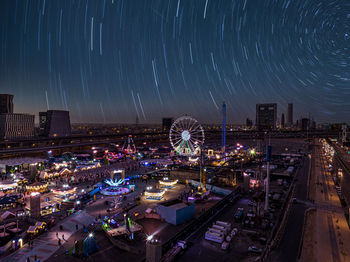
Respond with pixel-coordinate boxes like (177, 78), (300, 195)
(103, 135), (137, 161)
(169, 116), (207, 192)
(122, 135), (137, 154)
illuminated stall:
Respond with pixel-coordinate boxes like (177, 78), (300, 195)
(0, 181), (18, 193)
(52, 185), (77, 200)
(26, 182), (48, 193)
(27, 221), (47, 235)
(144, 188), (165, 200)
(159, 178), (178, 188)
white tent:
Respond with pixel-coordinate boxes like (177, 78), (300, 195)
(0, 211), (15, 221)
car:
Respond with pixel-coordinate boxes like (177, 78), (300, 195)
(248, 201), (257, 207)
(177, 240), (187, 249)
(221, 241), (229, 250)
(248, 246), (263, 254)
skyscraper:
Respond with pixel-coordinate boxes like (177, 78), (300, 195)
(39, 110), (71, 137)
(0, 94), (14, 114)
(287, 103), (293, 126)
(281, 113), (285, 128)
(256, 103), (277, 130)
(246, 118), (253, 127)
(162, 118), (173, 131)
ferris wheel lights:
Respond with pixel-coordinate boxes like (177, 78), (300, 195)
(169, 116), (204, 157)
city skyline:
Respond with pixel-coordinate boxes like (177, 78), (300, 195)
(0, 0), (349, 124)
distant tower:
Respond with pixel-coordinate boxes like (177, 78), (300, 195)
(281, 113), (285, 128)
(0, 94), (14, 114)
(287, 103), (293, 126)
(222, 102), (226, 155)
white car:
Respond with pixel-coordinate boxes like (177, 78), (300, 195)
(221, 241), (229, 250)
(177, 240), (187, 249)
(248, 246), (262, 254)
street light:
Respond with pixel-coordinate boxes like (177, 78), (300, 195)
(147, 235), (153, 241)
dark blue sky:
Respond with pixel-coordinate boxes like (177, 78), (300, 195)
(0, 0), (349, 124)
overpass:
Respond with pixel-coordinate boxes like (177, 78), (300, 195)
(0, 130), (338, 157)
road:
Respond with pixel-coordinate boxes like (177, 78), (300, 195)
(299, 140), (350, 262)
(268, 152), (310, 262)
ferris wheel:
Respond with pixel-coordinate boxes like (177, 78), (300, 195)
(169, 116), (205, 156)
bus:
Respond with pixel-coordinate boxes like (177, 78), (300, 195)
(205, 231), (224, 244)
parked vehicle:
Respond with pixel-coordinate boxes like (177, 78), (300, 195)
(177, 240), (187, 249)
(248, 246), (262, 254)
(205, 231), (224, 244)
(216, 221), (231, 230)
(234, 208), (244, 221)
(221, 241), (229, 250)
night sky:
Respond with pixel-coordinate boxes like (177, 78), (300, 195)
(0, 0), (349, 124)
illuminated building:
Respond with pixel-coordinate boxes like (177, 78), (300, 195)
(30, 193), (41, 218)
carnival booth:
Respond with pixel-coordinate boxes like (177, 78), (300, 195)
(52, 185), (77, 198)
(0, 181), (18, 193)
(26, 181), (48, 193)
(144, 188), (165, 200)
(27, 221), (47, 235)
(159, 177), (178, 188)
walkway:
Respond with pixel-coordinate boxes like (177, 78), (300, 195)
(2, 211), (95, 262)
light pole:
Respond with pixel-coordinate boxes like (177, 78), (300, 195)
(264, 145), (272, 212)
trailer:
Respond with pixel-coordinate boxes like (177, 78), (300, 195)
(205, 231), (224, 244)
(216, 221), (231, 230)
(212, 224), (228, 234)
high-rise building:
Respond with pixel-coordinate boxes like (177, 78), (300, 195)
(281, 113), (285, 128)
(162, 118), (173, 131)
(256, 103), (277, 130)
(0, 94), (14, 114)
(39, 110), (71, 137)
(301, 118), (309, 131)
(287, 103), (293, 126)
(0, 113), (35, 139)
(246, 118), (253, 127)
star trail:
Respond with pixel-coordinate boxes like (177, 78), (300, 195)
(0, 0), (349, 124)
